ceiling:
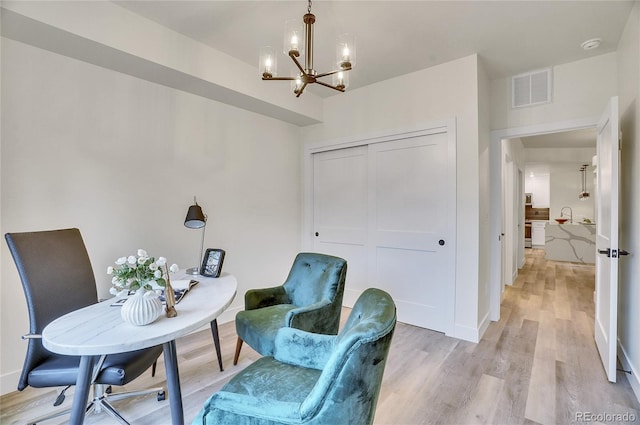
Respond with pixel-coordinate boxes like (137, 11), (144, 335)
(114, 0), (634, 97)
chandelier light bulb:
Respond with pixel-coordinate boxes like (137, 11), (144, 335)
(342, 46), (350, 61)
(291, 35), (299, 51)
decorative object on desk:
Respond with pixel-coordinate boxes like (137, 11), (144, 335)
(120, 288), (164, 326)
(200, 249), (225, 278)
(107, 249), (179, 325)
(184, 196), (207, 275)
(555, 218), (569, 224)
(164, 265), (178, 318)
(160, 279), (199, 304)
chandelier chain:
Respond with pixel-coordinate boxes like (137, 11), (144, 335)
(308, 0), (312, 13)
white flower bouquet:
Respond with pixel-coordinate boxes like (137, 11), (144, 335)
(108, 249), (179, 297)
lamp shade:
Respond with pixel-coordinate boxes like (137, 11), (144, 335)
(184, 204), (206, 229)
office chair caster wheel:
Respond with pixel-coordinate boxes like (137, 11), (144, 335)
(157, 390), (166, 401)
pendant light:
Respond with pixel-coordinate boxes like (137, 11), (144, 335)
(579, 164), (590, 200)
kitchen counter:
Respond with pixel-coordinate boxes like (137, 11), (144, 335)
(545, 223), (596, 263)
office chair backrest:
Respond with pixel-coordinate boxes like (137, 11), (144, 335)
(5, 228), (98, 390)
(283, 252), (347, 308)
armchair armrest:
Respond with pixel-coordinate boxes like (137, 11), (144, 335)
(285, 299), (332, 331)
(206, 390), (303, 423)
(244, 286), (290, 310)
(274, 327), (335, 370)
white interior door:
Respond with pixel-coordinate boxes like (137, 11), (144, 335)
(594, 96), (620, 383)
(368, 133), (454, 333)
(312, 146), (368, 302)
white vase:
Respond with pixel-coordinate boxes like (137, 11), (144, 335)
(120, 289), (163, 326)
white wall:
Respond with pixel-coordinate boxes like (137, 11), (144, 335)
(0, 38), (303, 395)
(302, 54), (485, 341)
(491, 53), (618, 130)
(616, 1), (640, 402)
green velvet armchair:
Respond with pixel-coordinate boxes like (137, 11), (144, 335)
(194, 288), (397, 425)
(233, 252), (347, 365)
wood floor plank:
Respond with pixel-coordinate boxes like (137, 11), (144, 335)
(2, 249), (639, 425)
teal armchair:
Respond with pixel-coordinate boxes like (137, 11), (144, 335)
(233, 252), (347, 365)
(194, 288), (397, 425)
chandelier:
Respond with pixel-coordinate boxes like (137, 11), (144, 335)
(259, 0), (356, 97)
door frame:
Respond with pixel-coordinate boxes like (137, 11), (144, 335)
(489, 116), (599, 321)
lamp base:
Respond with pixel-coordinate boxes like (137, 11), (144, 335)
(186, 267), (200, 275)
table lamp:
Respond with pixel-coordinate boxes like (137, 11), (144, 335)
(184, 196), (207, 275)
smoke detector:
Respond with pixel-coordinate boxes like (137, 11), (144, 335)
(581, 38), (601, 50)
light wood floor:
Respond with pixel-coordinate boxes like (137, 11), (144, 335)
(2, 249), (639, 424)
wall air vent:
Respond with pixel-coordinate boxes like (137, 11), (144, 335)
(512, 68), (552, 108)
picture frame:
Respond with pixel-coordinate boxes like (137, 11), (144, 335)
(200, 248), (225, 278)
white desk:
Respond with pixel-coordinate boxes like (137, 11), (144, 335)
(42, 271), (237, 425)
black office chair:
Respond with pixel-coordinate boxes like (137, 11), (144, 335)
(5, 228), (165, 425)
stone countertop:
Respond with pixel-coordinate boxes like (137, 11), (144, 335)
(545, 223), (596, 264)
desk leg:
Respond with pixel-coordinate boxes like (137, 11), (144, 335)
(163, 341), (184, 425)
(69, 355), (96, 425)
(210, 319), (224, 371)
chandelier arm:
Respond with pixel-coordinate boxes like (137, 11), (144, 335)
(289, 52), (306, 75)
(315, 68), (350, 79)
(315, 80), (346, 92)
(295, 82), (309, 98)
(262, 77), (297, 81)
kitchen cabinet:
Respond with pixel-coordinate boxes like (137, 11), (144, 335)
(524, 173), (550, 208)
(531, 221), (546, 246)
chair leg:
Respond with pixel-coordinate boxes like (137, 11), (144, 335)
(233, 337), (243, 365)
(151, 360), (157, 377)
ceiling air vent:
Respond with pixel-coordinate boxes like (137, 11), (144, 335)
(512, 68), (552, 108)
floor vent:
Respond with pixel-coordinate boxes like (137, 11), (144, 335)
(512, 68), (552, 108)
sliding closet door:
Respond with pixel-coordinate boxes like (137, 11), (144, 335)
(369, 133), (454, 333)
(311, 129), (455, 333)
(312, 146), (369, 305)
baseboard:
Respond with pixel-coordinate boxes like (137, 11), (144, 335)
(618, 338), (640, 403)
(452, 323), (481, 343)
(342, 288), (362, 309)
(477, 310), (491, 341)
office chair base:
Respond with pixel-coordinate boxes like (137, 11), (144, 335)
(25, 384), (165, 424)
